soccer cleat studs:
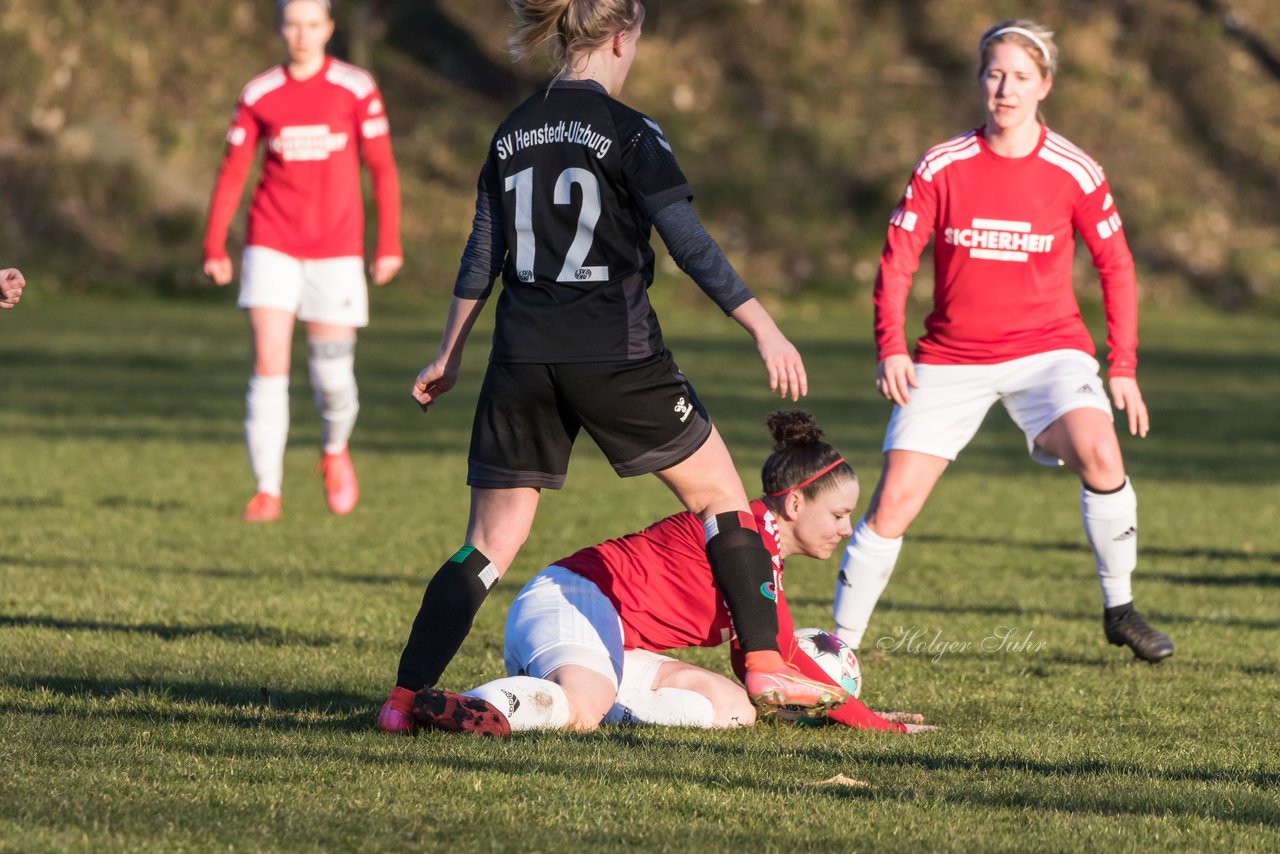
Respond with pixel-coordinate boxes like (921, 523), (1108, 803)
(412, 688), (512, 738)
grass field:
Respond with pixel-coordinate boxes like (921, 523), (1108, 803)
(2, 288), (1278, 851)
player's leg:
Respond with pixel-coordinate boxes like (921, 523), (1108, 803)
(379, 487), (541, 734)
(300, 257), (367, 514)
(1009, 351), (1172, 663)
(1036, 409), (1173, 662)
(414, 670), (612, 737)
(834, 362), (995, 649)
(242, 307), (296, 522)
(504, 565), (628, 731)
(606, 650), (756, 729)
(394, 486), (540, 685)
(833, 450), (949, 649)
(380, 365), (573, 732)
(238, 247), (307, 522)
(413, 566), (625, 735)
(416, 668), (616, 736)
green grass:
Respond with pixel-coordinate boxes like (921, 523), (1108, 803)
(2, 289), (1279, 851)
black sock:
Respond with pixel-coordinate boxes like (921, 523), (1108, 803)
(395, 546), (499, 690)
(1104, 602), (1135, 622)
(704, 511), (780, 654)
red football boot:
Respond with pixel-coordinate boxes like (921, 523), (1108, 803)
(376, 686), (418, 735)
(412, 688), (512, 738)
(319, 449), (358, 515)
(242, 492), (281, 523)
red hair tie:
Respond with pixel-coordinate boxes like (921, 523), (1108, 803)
(766, 457), (846, 497)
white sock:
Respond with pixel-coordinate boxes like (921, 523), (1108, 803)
(833, 518), (904, 649)
(1081, 478), (1137, 608)
(464, 676), (572, 732)
(244, 374), (289, 495)
(307, 338), (359, 454)
(604, 686), (718, 728)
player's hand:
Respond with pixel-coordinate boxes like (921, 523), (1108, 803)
(203, 257), (234, 286)
(875, 710), (925, 725)
(755, 330), (807, 401)
(902, 723), (938, 734)
(411, 359), (457, 412)
(370, 255), (403, 286)
(1108, 376), (1149, 438)
(876, 354), (917, 405)
(0, 268), (26, 309)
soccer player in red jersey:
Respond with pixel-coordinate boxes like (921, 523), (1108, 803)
(0, 268), (25, 310)
(379, 0), (840, 733)
(833, 20), (1173, 664)
(202, 0), (402, 523)
(410, 412), (932, 736)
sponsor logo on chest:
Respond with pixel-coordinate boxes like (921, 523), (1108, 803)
(943, 218), (1055, 262)
(269, 125), (349, 161)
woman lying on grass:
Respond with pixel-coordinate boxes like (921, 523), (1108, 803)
(410, 411), (934, 736)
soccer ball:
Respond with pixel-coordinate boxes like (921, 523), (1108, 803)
(793, 627), (861, 699)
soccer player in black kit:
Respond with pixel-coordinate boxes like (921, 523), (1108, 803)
(378, 0), (848, 734)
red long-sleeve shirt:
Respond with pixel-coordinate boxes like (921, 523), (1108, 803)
(559, 500), (903, 731)
(203, 57), (401, 263)
(874, 125), (1138, 378)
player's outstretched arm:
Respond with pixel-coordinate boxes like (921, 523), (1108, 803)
(411, 296), (487, 412)
(729, 299), (807, 401)
(1, 268), (25, 309)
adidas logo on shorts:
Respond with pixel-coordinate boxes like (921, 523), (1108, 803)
(1113, 526), (1136, 542)
(1076, 384), (1097, 395)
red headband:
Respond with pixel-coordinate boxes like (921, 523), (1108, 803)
(766, 457), (846, 497)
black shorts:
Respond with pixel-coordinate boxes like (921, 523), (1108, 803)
(468, 351), (713, 489)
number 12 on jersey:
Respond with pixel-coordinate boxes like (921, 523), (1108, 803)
(505, 167), (610, 283)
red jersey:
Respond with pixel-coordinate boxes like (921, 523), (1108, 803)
(874, 126), (1138, 378)
(558, 502), (777, 653)
(559, 500), (902, 731)
(203, 57), (401, 262)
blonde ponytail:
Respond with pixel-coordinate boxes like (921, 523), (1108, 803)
(508, 0), (645, 72)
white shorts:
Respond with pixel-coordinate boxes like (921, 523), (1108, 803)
(884, 349), (1113, 466)
(503, 565), (677, 693)
(239, 245), (369, 327)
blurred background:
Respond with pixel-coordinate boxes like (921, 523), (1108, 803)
(2, 0), (1279, 311)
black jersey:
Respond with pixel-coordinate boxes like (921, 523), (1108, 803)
(466, 80), (693, 363)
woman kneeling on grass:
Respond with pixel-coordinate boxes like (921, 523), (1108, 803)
(412, 412), (934, 736)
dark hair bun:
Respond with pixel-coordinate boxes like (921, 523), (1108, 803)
(766, 410), (823, 451)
